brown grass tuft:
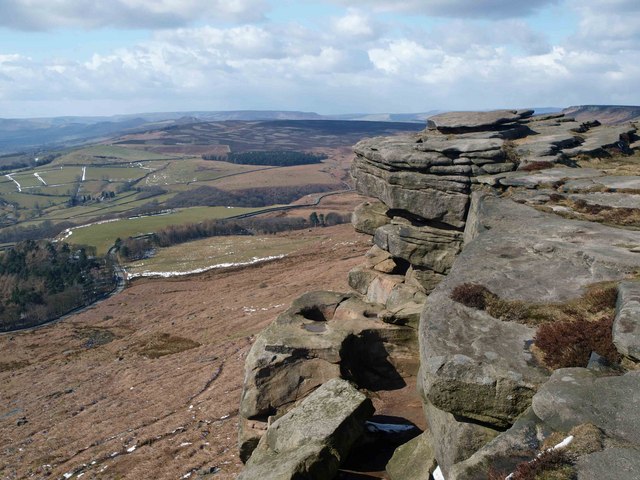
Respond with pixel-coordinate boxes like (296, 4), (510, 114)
(451, 283), (492, 309)
(520, 161), (555, 172)
(534, 314), (620, 369)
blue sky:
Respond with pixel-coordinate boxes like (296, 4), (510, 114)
(0, 0), (638, 118)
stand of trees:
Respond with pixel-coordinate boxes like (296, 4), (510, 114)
(202, 150), (328, 166)
(0, 240), (116, 331)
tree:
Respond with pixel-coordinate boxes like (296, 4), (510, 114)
(309, 211), (319, 227)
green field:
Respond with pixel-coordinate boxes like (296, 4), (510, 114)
(124, 234), (313, 277)
(36, 166), (84, 184)
(65, 206), (265, 254)
(84, 165), (149, 182)
(53, 145), (177, 165)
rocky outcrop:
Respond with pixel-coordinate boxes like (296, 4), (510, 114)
(237, 109), (640, 477)
(614, 281), (640, 362)
(238, 378), (374, 480)
(238, 290), (416, 459)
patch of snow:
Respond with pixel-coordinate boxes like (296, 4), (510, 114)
(110, 451), (119, 457)
(126, 446), (136, 453)
(182, 473), (192, 479)
(433, 466), (445, 480)
(5, 174), (21, 192)
(34, 172), (47, 185)
(63, 473), (73, 479)
(179, 442), (192, 447)
(551, 435), (574, 451)
(81, 166), (86, 181)
(365, 421), (417, 434)
(126, 254), (287, 279)
(220, 414), (230, 420)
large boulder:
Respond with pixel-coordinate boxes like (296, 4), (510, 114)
(426, 109), (534, 133)
(239, 291), (415, 457)
(238, 378), (374, 480)
(613, 281), (640, 362)
(352, 164), (470, 228)
(532, 368), (640, 445)
(386, 432), (437, 480)
(374, 220), (463, 273)
(352, 200), (390, 235)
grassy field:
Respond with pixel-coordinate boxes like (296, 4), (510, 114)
(124, 234), (315, 277)
(65, 206), (265, 254)
(53, 145), (176, 165)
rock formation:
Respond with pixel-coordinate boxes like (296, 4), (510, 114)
(237, 109), (640, 479)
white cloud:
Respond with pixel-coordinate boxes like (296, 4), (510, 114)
(0, 1), (639, 117)
(568, 0), (640, 53)
(0, 0), (268, 30)
(332, 8), (379, 40)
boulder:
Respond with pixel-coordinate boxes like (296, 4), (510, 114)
(386, 432), (437, 480)
(532, 368), (640, 445)
(354, 136), (452, 171)
(613, 281), (640, 362)
(352, 200), (390, 235)
(423, 400), (499, 478)
(238, 378), (374, 480)
(447, 408), (545, 480)
(374, 221), (463, 273)
(352, 166), (469, 228)
(576, 448), (640, 480)
(426, 109), (534, 133)
(420, 293), (545, 428)
(240, 291), (415, 454)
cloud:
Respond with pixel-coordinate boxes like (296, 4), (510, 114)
(569, 0), (640, 53)
(0, 0), (268, 30)
(329, 0), (559, 19)
(1, 1), (639, 117)
(331, 8), (380, 40)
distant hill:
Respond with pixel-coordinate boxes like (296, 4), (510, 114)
(563, 105), (640, 125)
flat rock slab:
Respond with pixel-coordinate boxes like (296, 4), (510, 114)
(563, 123), (637, 157)
(576, 448), (640, 480)
(613, 281), (640, 361)
(238, 378), (374, 480)
(497, 168), (604, 188)
(562, 175), (640, 192)
(427, 110), (533, 132)
(532, 368), (640, 445)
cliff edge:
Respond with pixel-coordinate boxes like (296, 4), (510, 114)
(237, 109), (640, 479)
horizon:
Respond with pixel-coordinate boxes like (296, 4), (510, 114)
(1, 1), (639, 118)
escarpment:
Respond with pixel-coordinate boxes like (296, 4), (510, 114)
(237, 110), (640, 479)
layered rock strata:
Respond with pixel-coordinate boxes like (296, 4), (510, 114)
(237, 110), (640, 479)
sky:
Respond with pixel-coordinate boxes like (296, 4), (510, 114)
(0, 0), (638, 118)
